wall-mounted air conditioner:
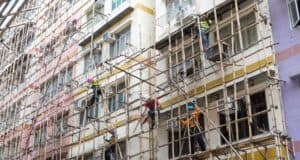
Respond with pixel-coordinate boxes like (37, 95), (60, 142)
(206, 42), (229, 62)
(103, 32), (115, 43)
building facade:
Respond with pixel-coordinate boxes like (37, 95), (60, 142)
(269, 0), (300, 159)
(0, 0), (296, 159)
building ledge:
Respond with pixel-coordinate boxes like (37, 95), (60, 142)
(78, 2), (134, 46)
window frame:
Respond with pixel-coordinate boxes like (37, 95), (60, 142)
(108, 79), (126, 112)
(55, 115), (68, 136)
(218, 90), (269, 145)
(213, 12), (258, 55)
(112, 0), (126, 11)
(84, 49), (102, 72)
(110, 27), (131, 59)
(169, 40), (202, 81)
(34, 125), (47, 148)
(287, 0), (300, 27)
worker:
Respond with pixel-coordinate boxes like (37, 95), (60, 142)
(142, 98), (160, 129)
(87, 77), (101, 106)
(180, 101), (206, 154)
(104, 131), (116, 160)
(194, 16), (212, 50)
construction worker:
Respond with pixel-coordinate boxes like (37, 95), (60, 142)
(194, 16), (212, 50)
(180, 101), (206, 154)
(142, 98), (160, 129)
(87, 77), (101, 106)
(104, 131), (116, 160)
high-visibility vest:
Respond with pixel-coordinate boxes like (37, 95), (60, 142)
(91, 81), (99, 88)
(199, 20), (210, 32)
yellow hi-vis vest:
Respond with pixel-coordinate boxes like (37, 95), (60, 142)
(91, 81), (99, 88)
(199, 20), (210, 32)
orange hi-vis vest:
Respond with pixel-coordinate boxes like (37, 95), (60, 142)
(181, 105), (201, 128)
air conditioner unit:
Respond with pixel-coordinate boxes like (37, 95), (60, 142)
(103, 32), (115, 43)
(206, 42), (229, 62)
(217, 97), (235, 114)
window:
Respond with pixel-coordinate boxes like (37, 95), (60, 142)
(110, 27), (130, 59)
(40, 66), (73, 102)
(219, 98), (249, 144)
(48, 4), (59, 25)
(169, 41), (201, 81)
(108, 80), (126, 112)
(214, 12), (257, 54)
(250, 91), (269, 136)
(86, 99), (100, 122)
(7, 137), (20, 159)
(86, 5), (104, 32)
(84, 49), (102, 72)
(58, 70), (65, 91)
(5, 102), (21, 127)
(34, 126), (47, 148)
(112, 0), (126, 11)
(79, 94), (102, 126)
(219, 91), (269, 144)
(288, 0), (300, 27)
(51, 76), (58, 96)
(55, 115), (68, 136)
(238, 12), (258, 50)
(66, 66), (73, 85)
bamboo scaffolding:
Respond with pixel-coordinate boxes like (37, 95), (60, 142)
(0, 0), (291, 160)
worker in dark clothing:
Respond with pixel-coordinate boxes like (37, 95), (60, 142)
(180, 101), (206, 154)
(142, 98), (160, 129)
(87, 77), (101, 106)
(104, 131), (116, 160)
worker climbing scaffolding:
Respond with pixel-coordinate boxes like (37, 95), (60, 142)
(180, 101), (206, 154)
(142, 97), (160, 129)
(194, 15), (212, 50)
(87, 77), (101, 106)
(104, 130), (117, 160)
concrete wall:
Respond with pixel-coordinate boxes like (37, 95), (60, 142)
(268, 0), (300, 158)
